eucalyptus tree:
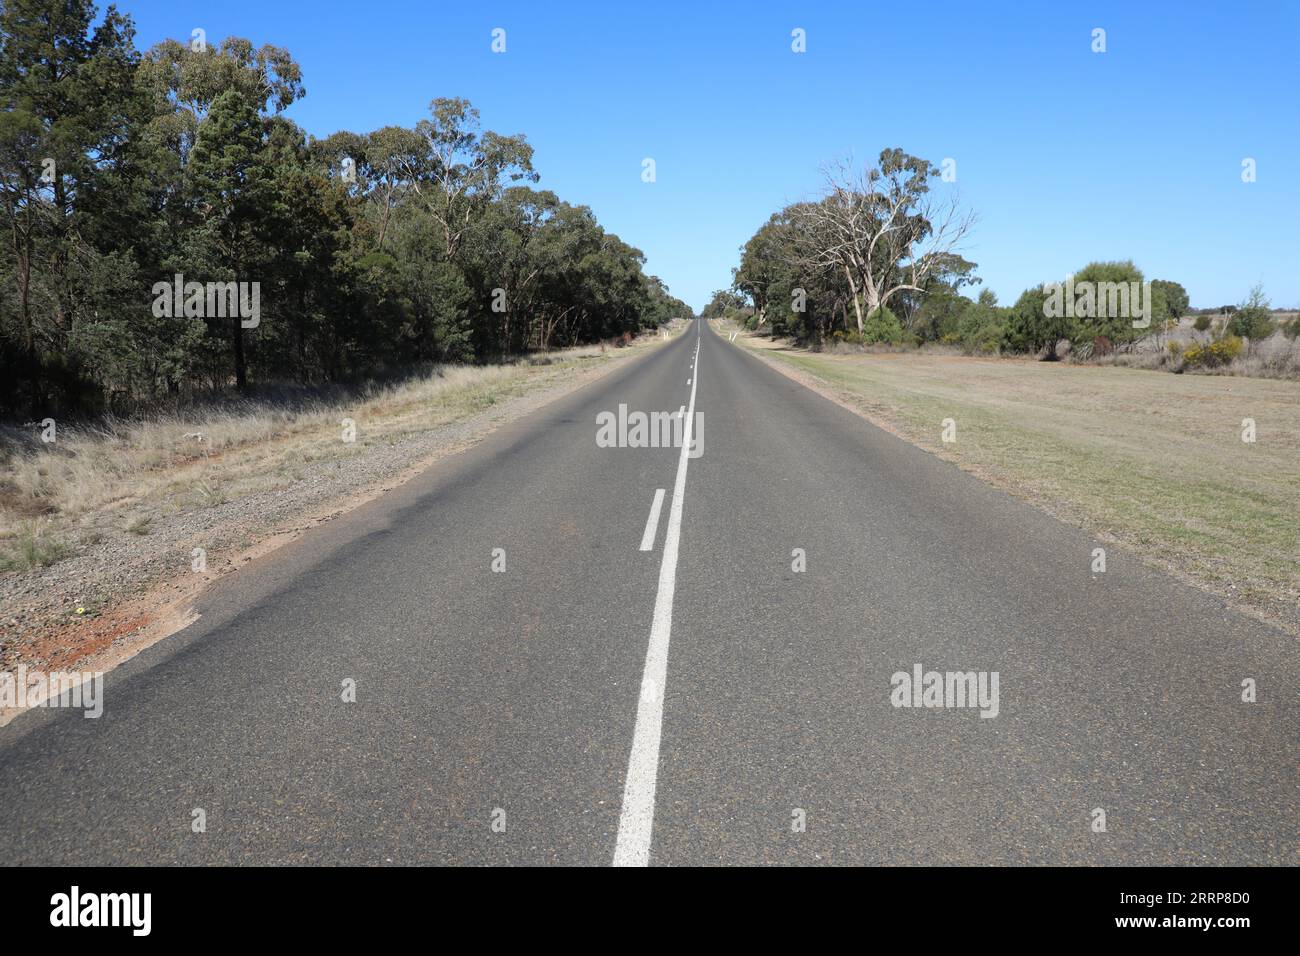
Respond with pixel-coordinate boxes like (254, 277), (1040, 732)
(410, 98), (538, 262)
(799, 149), (976, 332)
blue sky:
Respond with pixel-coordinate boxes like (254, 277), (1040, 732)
(119, 0), (1299, 312)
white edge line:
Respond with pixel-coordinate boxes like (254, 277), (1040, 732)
(613, 338), (700, 866)
(638, 488), (666, 552)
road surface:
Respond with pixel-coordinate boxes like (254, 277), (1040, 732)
(1, 318), (1295, 865)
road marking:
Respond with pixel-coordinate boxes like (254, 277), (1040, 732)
(614, 337), (700, 867)
(638, 488), (666, 552)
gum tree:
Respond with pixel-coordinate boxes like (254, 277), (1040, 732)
(799, 149), (976, 333)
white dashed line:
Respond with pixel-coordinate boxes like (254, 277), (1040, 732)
(638, 489), (666, 552)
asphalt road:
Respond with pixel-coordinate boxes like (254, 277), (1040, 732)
(1, 318), (1295, 865)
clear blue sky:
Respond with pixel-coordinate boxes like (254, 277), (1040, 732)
(119, 0), (1299, 312)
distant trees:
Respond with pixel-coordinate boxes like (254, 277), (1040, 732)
(729, 149), (976, 346)
(726, 166), (1211, 361)
(700, 290), (748, 321)
(725, 146), (1287, 374)
(0, 0), (690, 417)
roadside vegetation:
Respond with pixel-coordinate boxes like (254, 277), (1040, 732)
(0, 1), (692, 423)
(710, 149), (1296, 379)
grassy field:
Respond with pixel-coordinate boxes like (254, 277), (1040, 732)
(735, 329), (1300, 634)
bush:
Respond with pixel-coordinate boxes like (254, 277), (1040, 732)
(954, 304), (1005, 354)
(1229, 311), (1275, 341)
(1001, 286), (1065, 355)
(1228, 284), (1275, 341)
(862, 306), (905, 345)
(1183, 335), (1243, 368)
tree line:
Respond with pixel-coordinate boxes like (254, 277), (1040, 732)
(714, 148), (1196, 358)
(0, 0), (690, 418)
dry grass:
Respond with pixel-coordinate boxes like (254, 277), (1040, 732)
(1087, 346), (1300, 379)
(1078, 322), (1300, 380)
(0, 338), (649, 569)
(0, 523), (73, 572)
(739, 333), (1300, 632)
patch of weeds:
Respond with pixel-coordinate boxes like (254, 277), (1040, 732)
(0, 525), (74, 571)
(70, 598), (103, 619)
(193, 480), (228, 509)
(125, 514), (153, 536)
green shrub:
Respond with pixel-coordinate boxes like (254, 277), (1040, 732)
(955, 305), (1005, 354)
(862, 306), (905, 345)
(1228, 284), (1275, 341)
